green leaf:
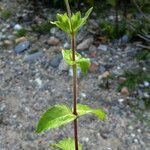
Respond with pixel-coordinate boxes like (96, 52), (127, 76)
(62, 50), (91, 74)
(74, 7), (93, 33)
(50, 7), (93, 34)
(62, 49), (74, 65)
(107, 0), (117, 7)
(36, 104), (76, 133)
(71, 12), (82, 33)
(51, 13), (71, 34)
(62, 49), (82, 65)
(76, 58), (91, 75)
(77, 104), (106, 121)
(84, 7), (93, 21)
(51, 138), (82, 150)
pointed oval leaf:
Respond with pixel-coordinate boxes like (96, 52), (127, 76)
(84, 7), (93, 20)
(76, 58), (91, 75)
(71, 12), (82, 33)
(51, 138), (82, 150)
(36, 104), (76, 133)
(62, 49), (82, 65)
(73, 7), (93, 33)
(62, 49), (74, 65)
(77, 104), (106, 121)
(50, 13), (72, 34)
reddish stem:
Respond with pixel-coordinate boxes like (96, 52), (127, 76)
(72, 33), (78, 150)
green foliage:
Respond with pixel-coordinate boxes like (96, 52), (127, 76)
(136, 0), (150, 13)
(100, 19), (127, 40)
(16, 28), (27, 37)
(1, 10), (12, 20)
(135, 50), (150, 60)
(117, 70), (150, 92)
(62, 50), (90, 75)
(76, 58), (90, 75)
(107, 0), (117, 7)
(33, 21), (53, 34)
(62, 49), (78, 65)
(77, 104), (106, 121)
(36, 103), (106, 134)
(51, 7), (93, 34)
(36, 104), (76, 133)
(51, 138), (82, 150)
(129, 17), (150, 44)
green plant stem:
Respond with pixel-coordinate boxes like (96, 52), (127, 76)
(64, 0), (71, 17)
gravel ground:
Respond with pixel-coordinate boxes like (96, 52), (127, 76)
(0, 0), (150, 150)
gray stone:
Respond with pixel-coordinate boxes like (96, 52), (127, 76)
(50, 54), (62, 68)
(99, 65), (106, 73)
(119, 35), (129, 44)
(76, 26), (87, 43)
(24, 51), (43, 62)
(14, 41), (30, 53)
(77, 37), (93, 50)
(88, 19), (99, 34)
(98, 44), (108, 52)
(0, 104), (6, 113)
(0, 32), (3, 41)
(138, 100), (145, 109)
(1, 28), (7, 33)
(63, 42), (70, 49)
(50, 27), (66, 41)
(127, 50), (138, 57)
(7, 35), (15, 40)
(14, 24), (22, 30)
(47, 36), (60, 46)
(58, 59), (68, 71)
(143, 92), (149, 98)
(144, 81), (149, 87)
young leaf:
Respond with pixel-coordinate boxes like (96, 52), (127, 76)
(36, 104), (76, 133)
(51, 138), (82, 150)
(73, 7), (93, 33)
(51, 13), (71, 34)
(77, 104), (106, 121)
(84, 7), (93, 21)
(50, 7), (93, 34)
(76, 58), (91, 75)
(62, 49), (75, 65)
(62, 49), (82, 65)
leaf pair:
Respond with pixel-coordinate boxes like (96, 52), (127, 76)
(36, 104), (106, 133)
(51, 7), (93, 34)
(62, 49), (90, 75)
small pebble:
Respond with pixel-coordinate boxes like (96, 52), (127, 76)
(118, 99), (124, 103)
(131, 133), (136, 138)
(144, 81), (149, 87)
(14, 24), (22, 30)
(35, 78), (42, 87)
(133, 138), (139, 144)
(80, 93), (87, 99)
(121, 87), (129, 96)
